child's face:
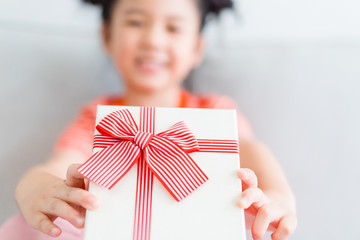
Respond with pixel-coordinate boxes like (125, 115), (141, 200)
(102, 0), (204, 94)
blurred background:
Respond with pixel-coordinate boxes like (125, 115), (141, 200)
(0, 0), (359, 239)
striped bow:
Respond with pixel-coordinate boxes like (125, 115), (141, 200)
(78, 108), (208, 201)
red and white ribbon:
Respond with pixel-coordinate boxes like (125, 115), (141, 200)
(78, 107), (239, 240)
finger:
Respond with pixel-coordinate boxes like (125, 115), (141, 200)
(237, 168), (258, 189)
(69, 196), (87, 220)
(32, 213), (62, 237)
(271, 215), (297, 240)
(55, 184), (100, 210)
(66, 164), (85, 189)
(252, 204), (282, 240)
(77, 205), (87, 219)
(40, 198), (85, 228)
(237, 187), (269, 209)
(84, 178), (90, 191)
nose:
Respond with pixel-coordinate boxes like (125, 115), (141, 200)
(141, 23), (167, 50)
(134, 131), (153, 149)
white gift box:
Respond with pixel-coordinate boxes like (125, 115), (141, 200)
(83, 105), (246, 240)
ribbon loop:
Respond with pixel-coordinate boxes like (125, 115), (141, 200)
(96, 108), (138, 140)
(157, 121), (199, 153)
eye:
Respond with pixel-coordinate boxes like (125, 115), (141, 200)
(167, 24), (180, 33)
(126, 19), (143, 27)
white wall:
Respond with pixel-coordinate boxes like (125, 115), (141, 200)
(209, 0), (360, 42)
(236, 0), (360, 40)
(1, 0), (359, 239)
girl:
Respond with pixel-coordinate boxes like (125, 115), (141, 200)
(0, 0), (297, 239)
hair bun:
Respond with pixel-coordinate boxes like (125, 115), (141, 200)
(207, 0), (233, 15)
(82, 0), (103, 5)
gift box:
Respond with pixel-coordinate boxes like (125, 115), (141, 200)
(79, 105), (246, 240)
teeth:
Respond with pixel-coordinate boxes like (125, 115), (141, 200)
(138, 59), (163, 70)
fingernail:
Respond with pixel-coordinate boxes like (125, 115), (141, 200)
(76, 217), (84, 226)
(89, 196), (100, 209)
(51, 227), (60, 236)
(241, 170), (249, 179)
(238, 197), (248, 207)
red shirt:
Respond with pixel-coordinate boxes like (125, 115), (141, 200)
(53, 90), (253, 159)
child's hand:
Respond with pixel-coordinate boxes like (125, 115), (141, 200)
(237, 168), (297, 240)
(16, 164), (99, 237)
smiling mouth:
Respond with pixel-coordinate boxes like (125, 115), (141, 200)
(136, 58), (167, 74)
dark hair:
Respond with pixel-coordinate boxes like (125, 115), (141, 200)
(83, 0), (233, 31)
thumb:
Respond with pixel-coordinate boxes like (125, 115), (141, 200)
(66, 164), (85, 189)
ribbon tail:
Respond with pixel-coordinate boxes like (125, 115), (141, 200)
(78, 141), (141, 189)
(146, 137), (208, 201)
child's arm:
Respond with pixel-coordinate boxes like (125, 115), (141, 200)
(237, 137), (297, 240)
(15, 151), (99, 237)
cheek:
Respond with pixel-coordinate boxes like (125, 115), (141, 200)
(110, 31), (139, 70)
(171, 40), (197, 75)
